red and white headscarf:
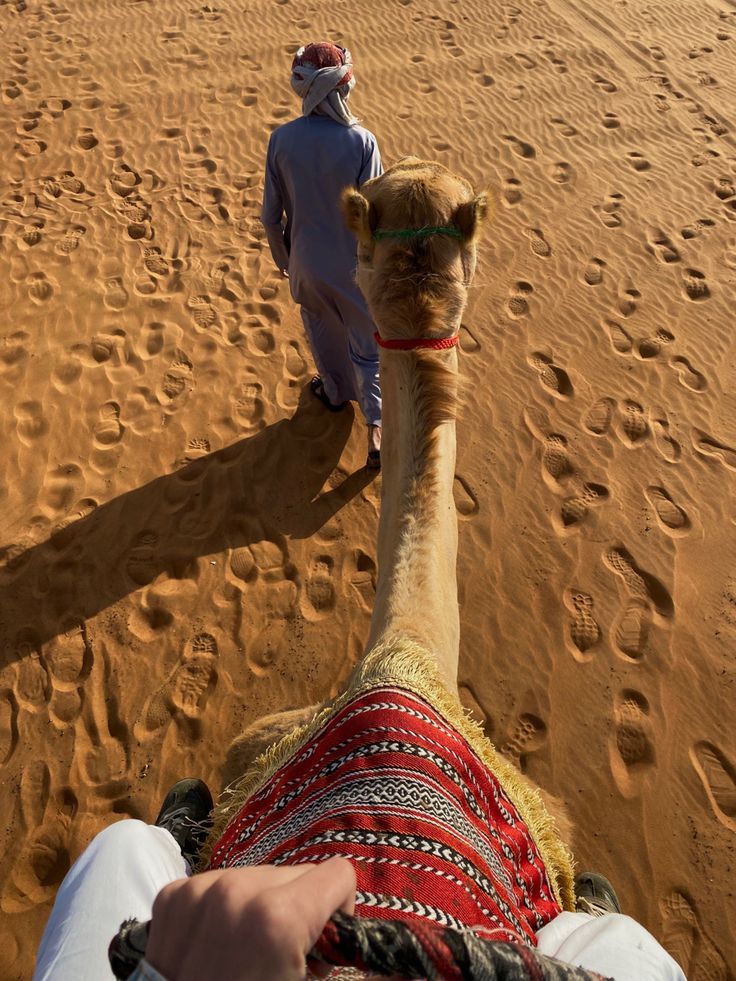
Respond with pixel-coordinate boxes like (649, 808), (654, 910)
(291, 42), (357, 126)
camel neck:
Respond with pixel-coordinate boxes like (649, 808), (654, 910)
(366, 346), (460, 690)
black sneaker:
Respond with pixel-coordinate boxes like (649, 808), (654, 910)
(575, 871), (622, 917)
(154, 778), (213, 867)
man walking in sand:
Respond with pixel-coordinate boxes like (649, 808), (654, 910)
(261, 41), (383, 470)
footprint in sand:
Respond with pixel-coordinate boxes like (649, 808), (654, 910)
(103, 276), (128, 310)
(46, 621), (91, 688)
(660, 892), (727, 980)
(609, 689), (655, 798)
(158, 350), (193, 407)
(626, 150), (651, 171)
(582, 397), (615, 436)
(527, 352), (573, 399)
(49, 687), (83, 730)
(301, 554), (337, 620)
(502, 177), (522, 206)
(346, 548), (377, 614)
(592, 74), (617, 93)
(682, 268), (710, 301)
(690, 742), (736, 832)
(583, 257), (606, 286)
(526, 227), (552, 257)
(502, 133), (536, 160)
(55, 224), (86, 256)
(242, 545), (299, 670)
(681, 217), (716, 241)
(651, 413), (681, 463)
(231, 379), (265, 431)
(459, 325), (481, 353)
(558, 482), (609, 531)
(93, 401), (124, 446)
(636, 328), (674, 360)
(501, 713), (547, 770)
(171, 633), (219, 717)
(1, 820), (71, 914)
(617, 400), (648, 446)
(541, 434), (574, 489)
(645, 486), (691, 537)
(52, 356), (82, 392)
(612, 599), (651, 660)
(184, 437), (211, 462)
(453, 474), (479, 518)
(593, 192), (624, 228)
(506, 281), (533, 319)
(14, 644), (50, 713)
(646, 228), (680, 263)
(725, 238), (736, 269)
(603, 545), (673, 619)
(76, 127), (98, 150)
(283, 340), (307, 379)
(40, 463), (82, 516)
(564, 589), (600, 661)
(15, 136), (47, 159)
(550, 161), (573, 184)
(549, 116), (577, 137)
(138, 633), (219, 736)
(18, 222), (43, 250)
(714, 176), (735, 201)
(143, 247), (169, 278)
(125, 530), (159, 586)
(669, 356), (707, 392)
(20, 760), (50, 833)
(138, 321), (165, 359)
(616, 286), (640, 318)
(73, 641), (129, 791)
(188, 294), (218, 330)
(691, 429), (736, 470)
(27, 272), (55, 304)
(602, 319), (632, 355)
(0, 690), (19, 765)
(229, 545), (257, 584)
(15, 401), (49, 446)
(246, 620), (287, 678)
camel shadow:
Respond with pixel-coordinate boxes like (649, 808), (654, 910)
(0, 389), (373, 665)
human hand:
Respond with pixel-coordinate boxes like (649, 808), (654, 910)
(146, 859), (356, 981)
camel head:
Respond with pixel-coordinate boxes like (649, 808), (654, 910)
(342, 158), (488, 340)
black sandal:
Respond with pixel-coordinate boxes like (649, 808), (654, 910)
(366, 450), (381, 472)
(310, 376), (347, 412)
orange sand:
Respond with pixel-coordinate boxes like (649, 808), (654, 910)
(1, 0), (735, 976)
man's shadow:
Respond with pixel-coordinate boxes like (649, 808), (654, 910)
(0, 389), (374, 668)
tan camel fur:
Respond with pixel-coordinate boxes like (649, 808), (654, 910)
(222, 157), (480, 784)
(221, 159), (571, 847)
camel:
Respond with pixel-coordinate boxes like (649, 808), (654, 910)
(211, 159), (574, 915)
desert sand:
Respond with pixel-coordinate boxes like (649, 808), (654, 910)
(0, 0), (735, 976)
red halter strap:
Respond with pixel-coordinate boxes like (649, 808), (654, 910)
(374, 332), (459, 351)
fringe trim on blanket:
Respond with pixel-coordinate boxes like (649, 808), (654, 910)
(201, 639), (576, 912)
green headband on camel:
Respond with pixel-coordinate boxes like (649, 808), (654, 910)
(373, 225), (464, 241)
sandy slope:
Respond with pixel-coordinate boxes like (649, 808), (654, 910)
(0, 0), (735, 976)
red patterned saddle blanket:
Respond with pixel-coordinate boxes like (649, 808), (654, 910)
(209, 686), (562, 946)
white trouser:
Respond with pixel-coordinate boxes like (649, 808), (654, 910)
(34, 819), (685, 981)
(34, 820), (188, 981)
(536, 910), (686, 980)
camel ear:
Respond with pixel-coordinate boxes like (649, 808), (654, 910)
(452, 192), (490, 242)
(342, 188), (375, 245)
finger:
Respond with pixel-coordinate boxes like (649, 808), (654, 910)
(276, 857), (357, 950)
